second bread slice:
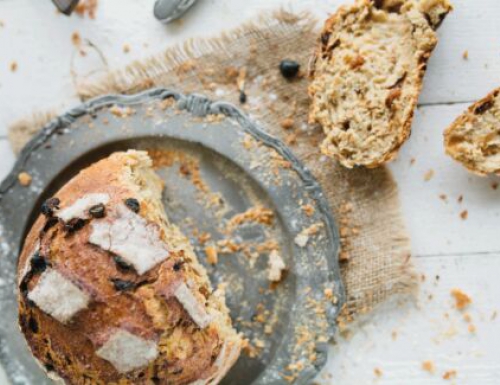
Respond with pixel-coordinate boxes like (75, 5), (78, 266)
(309, 0), (452, 168)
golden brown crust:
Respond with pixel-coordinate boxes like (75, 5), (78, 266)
(444, 88), (500, 175)
(308, 0), (452, 168)
(18, 151), (241, 384)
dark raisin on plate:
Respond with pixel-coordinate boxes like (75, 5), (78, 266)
(31, 252), (49, 274)
(124, 198), (140, 213)
(110, 278), (136, 291)
(173, 260), (185, 272)
(114, 255), (134, 272)
(64, 218), (86, 233)
(42, 217), (59, 233)
(89, 203), (106, 218)
(279, 60), (300, 79)
(41, 197), (60, 217)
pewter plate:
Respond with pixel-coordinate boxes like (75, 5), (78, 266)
(0, 89), (345, 385)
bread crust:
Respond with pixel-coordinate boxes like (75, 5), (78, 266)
(18, 151), (241, 384)
(309, 0), (452, 168)
(444, 88), (500, 175)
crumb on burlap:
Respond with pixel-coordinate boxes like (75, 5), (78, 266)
(422, 360), (435, 374)
(123, 44), (130, 54)
(18, 172), (32, 186)
(424, 169), (435, 181)
(205, 245), (218, 265)
(281, 118), (294, 130)
(75, 0), (98, 19)
(443, 370), (457, 380)
(374, 367), (383, 377)
(10, 61), (17, 72)
(462, 50), (469, 60)
(451, 289), (472, 311)
(460, 210), (468, 220)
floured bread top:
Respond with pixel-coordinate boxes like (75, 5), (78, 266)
(444, 88), (500, 175)
(18, 150), (242, 384)
(309, 0), (452, 168)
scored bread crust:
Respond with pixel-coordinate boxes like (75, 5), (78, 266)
(309, 0), (452, 168)
(17, 151), (242, 384)
(444, 88), (500, 175)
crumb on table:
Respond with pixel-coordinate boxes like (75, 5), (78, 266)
(422, 360), (435, 374)
(451, 288), (472, 310)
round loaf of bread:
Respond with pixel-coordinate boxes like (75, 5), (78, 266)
(17, 150), (242, 384)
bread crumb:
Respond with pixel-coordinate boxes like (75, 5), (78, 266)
(373, 368), (383, 377)
(410, 158), (416, 165)
(205, 245), (218, 265)
(439, 194), (447, 202)
(281, 118), (294, 130)
(443, 370), (457, 380)
(491, 310), (498, 320)
(18, 172), (32, 187)
(462, 50), (469, 60)
(424, 169), (435, 181)
(468, 323), (476, 333)
(75, 0), (98, 19)
(422, 360), (435, 374)
(268, 250), (286, 282)
(10, 61), (17, 72)
(391, 330), (398, 340)
(198, 232), (211, 245)
(491, 182), (498, 190)
(302, 204), (315, 217)
(339, 250), (350, 262)
(71, 32), (81, 46)
(460, 210), (468, 220)
(451, 289), (472, 310)
(123, 44), (130, 54)
(457, 195), (463, 203)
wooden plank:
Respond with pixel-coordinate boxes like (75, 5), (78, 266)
(316, 253), (500, 384)
(1, 0), (500, 137)
(389, 102), (500, 257)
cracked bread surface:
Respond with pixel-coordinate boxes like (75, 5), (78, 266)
(444, 88), (500, 175)
(18, 150), (242, 384)
(309, 0), (452, 168)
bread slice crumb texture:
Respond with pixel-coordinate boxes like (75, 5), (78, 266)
(444, 88), (500, 175)
(309, 0), (452, 168)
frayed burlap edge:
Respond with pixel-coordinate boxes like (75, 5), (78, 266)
(7, 8), (417, 320)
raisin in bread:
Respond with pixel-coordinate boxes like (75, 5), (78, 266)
(444, 88), (500, 175)
(18, 150), (242, 384)
(309, 0), (452, 168)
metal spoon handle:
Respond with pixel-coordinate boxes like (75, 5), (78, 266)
(52, 0), (80, 15)
(154, 0), (200, 24)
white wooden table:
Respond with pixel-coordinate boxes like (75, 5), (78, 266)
(1, 0), (499, 384)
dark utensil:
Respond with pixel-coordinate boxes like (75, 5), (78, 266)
(51, 0), (80, 15)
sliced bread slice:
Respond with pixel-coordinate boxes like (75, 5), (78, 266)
(309, 0), (452, 168)
(444, 88), (500, 175)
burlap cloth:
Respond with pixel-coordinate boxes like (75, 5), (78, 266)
(8, 10), (416, 323)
